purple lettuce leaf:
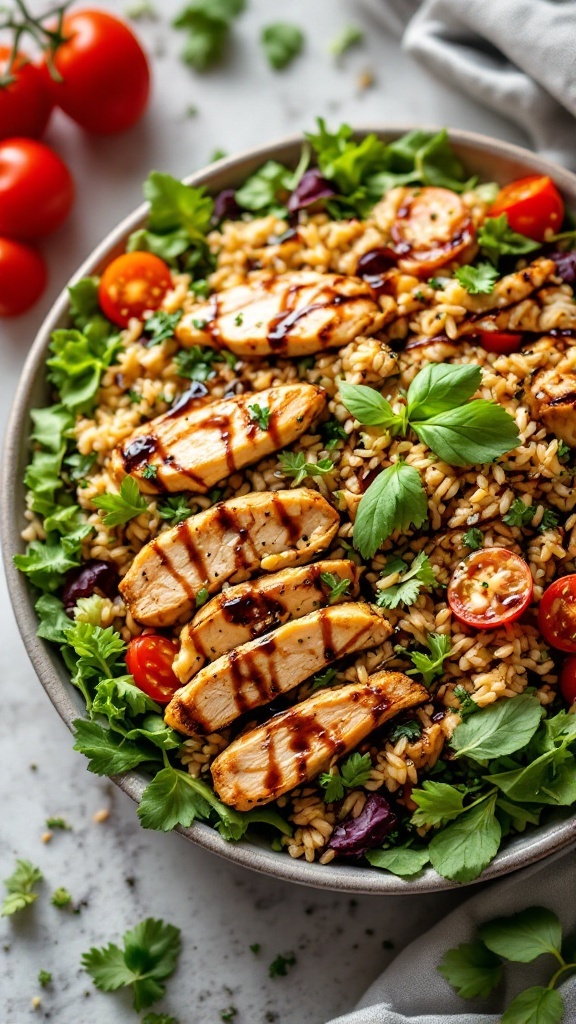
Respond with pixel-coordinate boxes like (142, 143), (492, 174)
(328, 793), (398, 858)
(287, 168), (335, 213)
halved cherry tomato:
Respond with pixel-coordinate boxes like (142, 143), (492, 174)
(0, 138), (74, 240)
(448, 547), (533, 630)
(560, 656), (576, 705)
(98, 252), (172, 327)
(477, 329), (523, 355)
(0, 47), (53, 141)
(41, 10), (150, 134)
(538, 575), (576, 653)
(126, 634), (180, 704)
(489, 175), (564, 242)
(0, 237), (47, 316)
(391, 187), (474, 277)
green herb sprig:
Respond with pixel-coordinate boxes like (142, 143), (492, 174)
(320, 752), (373, 802)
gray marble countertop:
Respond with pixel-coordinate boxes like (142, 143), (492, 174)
(0, 2), (529, 1020)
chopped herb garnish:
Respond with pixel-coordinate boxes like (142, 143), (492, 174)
(454, 262), (499, 295)
(388, 720), (422, 745)
(93, 477), (148, 527)
(428, 277), (445, 290)
(234, 312), (244, 326)
(463, 528), (484, 551)
(320, 751), (373, 802)
(503, 498), (534, 527)
(310, 666), (338, 692)
(557, 440), (571, 462)
(221, 1009), (237, 1022)
(248, 403), (271, 430)
(142, 464), (158, 481)
(478, 214), (540, 266)
(175, 345), (223, 382)
(375, 551), (436, 609)
(2, 860), (42, 917)
(261, 23), (304, 70)
(278, 450), (334, 486)
(453, 686), (480, 719)
(250, 943), (261, 954)
(268, 952), (296, 978)
(329, 24), (363, 57)
(38, 970), (52, 988)
(539, 509), (560, 533)
(398, 633), (451, 687)
(143, 310), (182, 346)
(195, 587), (209, 608)
(158, 495), (193, 524)
(172, 0), (246, 72)
(320, 572), (351, 604)
(46, 817), (71, 830)
(51, 887), (72, 908)
(321, 418), (347, 449)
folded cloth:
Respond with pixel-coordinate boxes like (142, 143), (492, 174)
(324, 850), (576, 1024)
(376, 0), (576, 169)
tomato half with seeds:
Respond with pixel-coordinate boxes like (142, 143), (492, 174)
(98, 252), (172, 327)
(489, 176), (564, 242)
(477, 329), (523, 355)
(538, 575), (576, 653)
(448, 547), (533, 630)
(126, 634), (180, 703)
(560, 656), (576, 705)
(391, 186), (474, 277)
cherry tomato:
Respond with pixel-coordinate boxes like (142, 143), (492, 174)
(538, 575), (576, 653)
(489, 175), (564, 242)
(448, 547), (533, 630)
(391, 187), (474, 277)
(98, 252), (172, 327)
(477, 330), (524, 355)
(0, 138), (74, 240)
(41, 10), (150, 134)
(126, 634), (180, 704)
(560, 656), (576, 705)
(0, 237), (47, 316)
(0, 47), (53, 141)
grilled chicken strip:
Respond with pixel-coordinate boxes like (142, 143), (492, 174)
(110, 383), (326, 494)
(119, 488), (339, 627)
(174, 559), (361, 682)
(165, 603), (392, 736)
(527, 351), (576, 446)
(175, 270), (387, 358)
(211, 671), (428, 810)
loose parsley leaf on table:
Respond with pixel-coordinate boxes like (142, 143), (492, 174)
(375, 551), (436, 609)
(261, 23), (304, 70)
(82, 917), (182, 1012)
(479, 907), (562, 963)
(38, 970), (52, 988)
(454, 262), (499, 295)
(93, 477), (148, 527)
(501, 987), (564, 1024)
(46, 816), (71, 830)
(320, 752), (373, 802)
(52, 887), (72, 908)
(268, 952), (296, 978)
(172, 0), (245, 71)
(1, 859), (43, 916)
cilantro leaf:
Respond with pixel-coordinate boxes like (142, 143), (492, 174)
(353, 462), (428, 560)
(320, 752), (372, 802)
(463, 528), (483, 551)
(503, 498), (535, 527)
(375, 550), (436, 609)
(38, 970), (52, 987)
(329, 24), (363, 56)
(261, 23), (304, 70)
(478, 214), (540, 266)
(82, 917), (181, 1012)
(454, 262), (499, 295)
(248, 403), (271, 430)
(93, 477), (148, 526)
(388, 720), (421, 744)
(278, 450), (335, 486)
(338, 381), (403, 430)
(72, 719), (159, 775)
(143, 310), (182, 346)
(411, 781), (466, 828)
(406, 363), (482, 421)
(451, 694), (543, 761)
(268, 952), (296, 978)
(366, 845), (430, 877)
(319, 571), (351, 604)
(438, 940), (503, 998)
(479, 907), (562, 963)
(309, 666), (338, 692)
(453, 685), (480, 718)
(158, 495), (193, 524)
(51, 887), (72, 908)
(428, 793), (501, 883)
(1, 859), (43, 917)
(412, 400), (520, 468)
(174, 345), (222, 381)
(403, 632), (451, 687)
(500, 986), (564, 1024)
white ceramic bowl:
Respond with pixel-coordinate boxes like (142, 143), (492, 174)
(4, 127), (576, 893)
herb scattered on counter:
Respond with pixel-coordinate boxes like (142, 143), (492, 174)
(320, 572), (351, 604)
(329, 24), (364, 56)
(462, 528), (483, 550)
(93, 477), (148, 527)
(478, 214), (540, 266)
(45, 817), (71, 830)
(38, 970), (52, 988)
(82, 917), (181, 1012)
(375, 551), (436, 609)
(261, 22), (304, 70)
(143, 309), (183, 346)
(248, 403), (271, 430)
(51, 887), (72, 909)
(158, 495), (193, 525)
(440, 906), (573, 1024)
(142, 1013), (180, 1024)
(320, 752), (373, 802)
(454, 262), (499, 295)
(268, 952), (296, 978)
(399, 633), (451, 687)
(221, 1008), (237, 1022)
(1, 860), (43, 917)
(195, 586), (209, 607)
(173, 0), (245, 72)
(250, 943), (261, 955)
(278, 450), (335, 486)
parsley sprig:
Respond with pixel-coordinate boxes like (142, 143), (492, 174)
(320, 572), (351, 604)
(320, 752), (373, 802)
(1, 859), (43, 917)
(82, 917), (181, 1011)
(397, 633), (451, 687)
(278, 450), (335, 486)
(375, 551), (436, 609)
(93, 477), (148, 527)
(478, 214), (540, 266)
(454, 262), (499, 294)
(248, 403), (271, 430)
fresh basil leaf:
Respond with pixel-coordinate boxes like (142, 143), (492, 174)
(454, 262), (499, 295)
(366, 845), (430, 877)
(353, 462), (428, 559)
(438, 940), (503, 999)
(478, 214), (541, 266)
(500, 986), (564, 1024)
(406, 363), (481, 421)
(411, 781), (466, 828)
(339, 381), (403, 429)
(479, 907), (563, 963)
(261, 23), (304, 70)
(72, 719), (158, 776)
(428, 793), (501, 883)
(412, 400), (520, 467)
(451, 694), (543, 762)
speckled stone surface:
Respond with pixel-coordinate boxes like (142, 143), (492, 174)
(1, 1), (529, 1020)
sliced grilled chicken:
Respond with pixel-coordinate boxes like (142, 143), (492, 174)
(174, 559), (361, 682)
(527, 354), (576, 446)
(175, 270), (387, 358)
(211, 671), (428, 810)
(165, 603), (392, 735)
(119, 488), (339, 627)
(110, 383), (326, 494)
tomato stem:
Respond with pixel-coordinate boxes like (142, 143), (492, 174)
(0, 0), (71, 83)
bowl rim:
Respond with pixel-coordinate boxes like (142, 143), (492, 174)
(4, 124), (576, 895)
